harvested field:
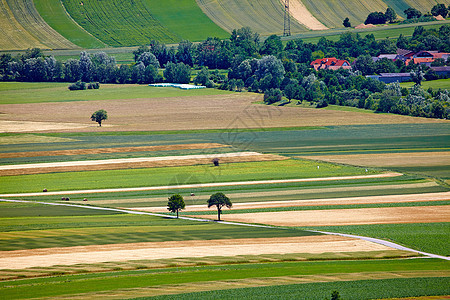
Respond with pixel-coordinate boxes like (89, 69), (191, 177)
(136, 191), (450, 213)
(297, 152), (450, 168)
(0, 94), (446, 133)
(0, 143), (227, 158)
(195, 205), (450, 226)
(0, 120), (91, 133)
(0, 153), (287, 176)
(287, 0), (328, 30)
(0, 235), (393, 269)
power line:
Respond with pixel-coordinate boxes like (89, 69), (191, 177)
(283, 0), (291, 36)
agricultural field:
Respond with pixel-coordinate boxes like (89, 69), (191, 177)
(0, 0), (47, 50)
(5, 0), (77, 50)
(59, 0), (227, 46)
(0, 82), (448, 298)
(197, 0), (309, 35)
(33, 0), (106, 49)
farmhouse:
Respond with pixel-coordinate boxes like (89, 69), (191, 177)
(374, 49), (450, 66)
(310, 57), (352, 71)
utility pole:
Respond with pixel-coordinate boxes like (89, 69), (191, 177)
(283, 0), (291, 36)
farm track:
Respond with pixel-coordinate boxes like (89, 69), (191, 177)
(0, 172), (402, 197)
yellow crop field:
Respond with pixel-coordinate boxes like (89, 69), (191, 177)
(196, 0), (308, 36)
(0, 0), (47, 50)
(5, 0), (77, 49)
(301, 0), (388, 28)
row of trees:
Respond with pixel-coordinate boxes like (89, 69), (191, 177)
(5, 24), (446, 83)
(364, 4), (450, 26)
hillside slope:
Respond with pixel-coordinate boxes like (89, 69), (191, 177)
(5, 0), (77, 49)
(196, 0), (309, 35)
(58, 0), (228, 46)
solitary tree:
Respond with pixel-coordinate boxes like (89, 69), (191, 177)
(91, 109), (107, 126)
(343, 17), (351, 28)
(167, 194), (185, 218)
(207, 192), (232, 221)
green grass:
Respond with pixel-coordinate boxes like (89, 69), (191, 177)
(303, 223), (450, 256)
(33, 0), (106, 49)
(0, 159), (377, 194)
(401, 78), (450, 90)
(0, 201), (123, 217)
(148, 277), (450, 300)
(0, 82), (232, 104)
(0, 259), (447, 299)
(59, 0), (227, 46)
(142, 0), (228, 41)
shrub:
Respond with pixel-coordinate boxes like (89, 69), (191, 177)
(87, 82), (100, 89)
(68, 80), (86, 90)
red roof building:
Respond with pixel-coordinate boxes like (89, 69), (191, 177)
(310, 57), (352, 71)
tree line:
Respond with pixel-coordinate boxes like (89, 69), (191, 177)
(0, 25), (449, 119)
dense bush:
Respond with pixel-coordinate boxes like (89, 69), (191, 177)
(68, 80), (86, 90)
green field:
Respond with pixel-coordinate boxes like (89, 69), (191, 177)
(150, 277), (450, 300)
(59, 0), (227, 46)
(304, 223), (450, 256)
(0, 159), (376, 194)
(0, 82), (232, 104)
(34, 0), (106, 49)
(0, 258), (447, 299)
(401, 78), (450, 90)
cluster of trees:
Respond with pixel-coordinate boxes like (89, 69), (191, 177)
(364, 7), (397, 25)
(363, 4), (450, 26)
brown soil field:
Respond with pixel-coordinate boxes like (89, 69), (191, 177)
(0, 154), (286, 176)
(0, 94), (446, 133)
(284, 0), (328, 30)
(134, 191), (450, 213)
(0, 143), (227, 158)
(0, 235), (392, 269)
(297, 152), (450, 167)
(194, 205), (450, 226)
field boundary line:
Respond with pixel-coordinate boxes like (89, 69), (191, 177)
(1, 196), (448, 261)
(0, 172), (402, 197)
